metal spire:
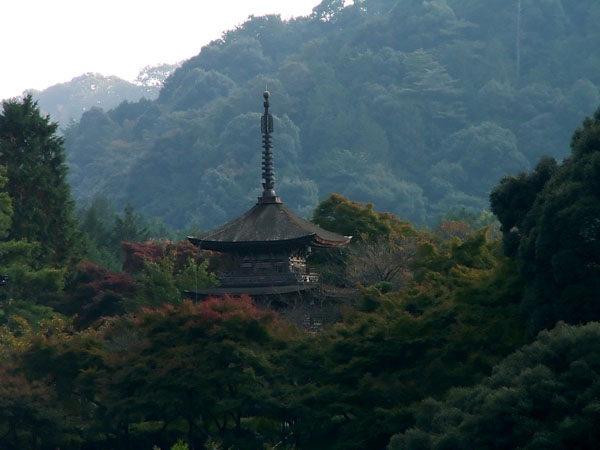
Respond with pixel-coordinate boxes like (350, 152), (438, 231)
(259, 90), (281, 203)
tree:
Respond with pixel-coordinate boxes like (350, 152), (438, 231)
(57, 261), (135, 329)
(0, 365), (63, 448)
(345, 234), (418, 289)
(99, 297), (285, 449)
(120, 240), (218, 311)
(0, 130), (66, 314)
(0, 167), (11, 241)
(387, 322), (600, 450)
(157, 68), (236, 111)
(490, 107), (600, 333)
(311, 193), (417, 285)
(111, 203), (150, 247)
(312, 0), (346, 22)
(0, 313), (79, 448)
(431, 122), (529, 204)
(490, 156), (557, 256)
(279, 229), (526, 450)
(313, 193), (413, 242)
(0, 95), (80, 266)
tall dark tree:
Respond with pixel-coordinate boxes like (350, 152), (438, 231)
(491, 107), (600, 333)
(0, 95), (80, 266)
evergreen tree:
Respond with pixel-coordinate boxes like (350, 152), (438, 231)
(0, 95), (80, 266)
(0, 160), (12, 239)
(111, 203), (149, 246)
(0, 149), (65, 321)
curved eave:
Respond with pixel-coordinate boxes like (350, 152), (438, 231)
(188, 233), (351, 252)
(312, 235), (352, 248)
(188, 234), (317, 252)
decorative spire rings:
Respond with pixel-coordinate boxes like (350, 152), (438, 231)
(259, 90), (280, 203)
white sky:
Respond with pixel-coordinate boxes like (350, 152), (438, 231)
(0, 0), (321, 100)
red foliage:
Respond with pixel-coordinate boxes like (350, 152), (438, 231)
(121, 240), (200, 274)
(60, 262), (136, 328)
(76, 261), (136, 295)
(135, 295), (278, 332)
(140, 294), (265, 317)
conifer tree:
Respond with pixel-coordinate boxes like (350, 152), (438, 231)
(0, 95), (80, 266)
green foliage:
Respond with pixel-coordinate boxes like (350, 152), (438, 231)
(431, 122), (528, 206)
(490, 156), (557, 256)
(128, 253), (217, 311)
(388, 322), (600, 450)
(28, 68), (176, 126)
(310, 194), (417, 287)
(0, 95), (81, 267)
(0, 101), (79, 330)
(313, 193), (413, 241)
(170, 438), (189, 450)
(175, 259), (217, 292)
(62, 0), (600, 229)
(98, 297), (286, 449)
(0, 313), (77, 449)
(131, 257), (181, 308)
(0, 365), (63, 448)
(6, 4), (600, 449)
(0, 224), (532, 450)
(0, 207), (66, 319)
(373, 281), (394, 294)
(0, 164), (12, 239)
(276, 231), (527, 450)
(78, 197), (173, 271)
(491, 107), (600, 333)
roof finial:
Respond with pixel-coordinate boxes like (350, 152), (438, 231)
(259, 90), (280, 203)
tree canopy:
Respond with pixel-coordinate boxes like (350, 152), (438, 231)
(491, 106), (600, 333)
(388, 321), (600, 450)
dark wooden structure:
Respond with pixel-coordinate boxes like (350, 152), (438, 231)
(188, 91), (350, 299)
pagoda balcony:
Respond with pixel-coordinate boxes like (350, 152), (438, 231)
(218, 270), (320, 288)
(298, 273), (320, 283)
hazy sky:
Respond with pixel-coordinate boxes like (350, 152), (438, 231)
(0, 0), (320, 100)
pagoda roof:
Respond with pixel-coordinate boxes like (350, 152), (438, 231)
(188, 201), (350, 252)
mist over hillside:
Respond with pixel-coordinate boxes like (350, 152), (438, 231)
(25, 63), (178, 128)
(63, 0), (600, 230)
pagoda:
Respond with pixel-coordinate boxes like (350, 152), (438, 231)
(188, 91), (351, 297)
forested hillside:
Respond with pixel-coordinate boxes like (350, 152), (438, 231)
(2, 86), (600, 448)
(64, 0), (600, 230)
(25, 64), (178, 128)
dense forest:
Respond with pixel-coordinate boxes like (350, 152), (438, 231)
(1, 0), (600, 449)
(63, 0), (600, 230)
(1, 96), (600, 449)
